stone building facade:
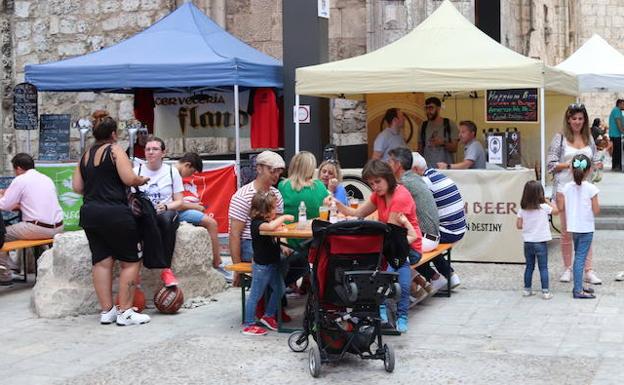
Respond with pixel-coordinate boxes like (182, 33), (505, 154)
(0, 0), (622, 170)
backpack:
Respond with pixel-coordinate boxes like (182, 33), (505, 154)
(420, 118), (451, 148)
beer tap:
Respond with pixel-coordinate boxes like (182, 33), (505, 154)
(78, 118), (93, 155)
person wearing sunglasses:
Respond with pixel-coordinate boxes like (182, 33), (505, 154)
(318, 159), (348, 205)
(547, 103), (603, 285)
(608, 99), (624, 171)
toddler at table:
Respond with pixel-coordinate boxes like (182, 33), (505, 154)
(242, 191), (294, 336)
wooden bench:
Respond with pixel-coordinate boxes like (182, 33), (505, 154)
(225, 263), (253, 322)
(411, 243), (454, 298)
(0, 239), (54, 283)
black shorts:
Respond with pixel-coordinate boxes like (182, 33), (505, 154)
(83, 220), (141, 266)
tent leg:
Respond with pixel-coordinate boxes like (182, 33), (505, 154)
(540, 87), (546, 186)
(234, 85), (241, 188)
(295, 94), (300, 153)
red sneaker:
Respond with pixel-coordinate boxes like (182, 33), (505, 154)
(260, 315), (278, 331)
(242, 325), (268, 336)
(160, 268), (179, 287)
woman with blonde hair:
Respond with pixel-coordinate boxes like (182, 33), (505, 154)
(318, 159), (349, 205)
(547, 103), (602, 285)
(278, 151), (329, 290)
(279, 151), (329, 225)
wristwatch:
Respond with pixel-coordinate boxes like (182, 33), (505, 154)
(446, 164), (451, 169)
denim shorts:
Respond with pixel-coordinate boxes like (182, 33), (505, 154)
(178, 209), (205, 225)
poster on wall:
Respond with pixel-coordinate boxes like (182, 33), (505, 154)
(486, 88), (538, 123)
(318, 0), (329, 18)
(154, 91), (251, 139)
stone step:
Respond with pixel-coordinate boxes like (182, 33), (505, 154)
(596, 217), (624, 230)
(597, 205), (624, 217)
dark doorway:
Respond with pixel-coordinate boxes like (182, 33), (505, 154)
(475, 0), (501, 42)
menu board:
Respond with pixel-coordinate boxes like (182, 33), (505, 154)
(13, 82), (38, 130)
(39, 114), (71, 161)
(486, 88), (538, 123)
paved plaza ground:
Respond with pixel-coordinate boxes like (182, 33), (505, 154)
(1, 171), (623, 385)
(1, 227), (624, 385)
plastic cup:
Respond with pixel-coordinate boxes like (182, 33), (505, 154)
(319, 206), (329, 221)
(349, 198), (359, 209)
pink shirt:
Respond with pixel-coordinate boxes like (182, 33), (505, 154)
(370, 184), (423, 253)
(0, 169), (63, 224)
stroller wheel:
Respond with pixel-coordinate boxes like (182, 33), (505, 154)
(383, 344), (395, 373)
(309, 342), (322, 377)
(392, 282), (401, 301)
(288, 330), (308, 352)
(347, 282), (358, 302)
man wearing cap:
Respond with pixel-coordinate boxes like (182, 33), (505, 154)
(0, 153), (64, 286)
(372, 108), (407, 161)
(228, 151), (285, 286)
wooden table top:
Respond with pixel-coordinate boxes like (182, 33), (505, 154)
(259, 222), (313, 239)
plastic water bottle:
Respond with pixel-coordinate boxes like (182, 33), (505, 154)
(329, 200), (338, 224)
(298, 201), (307, 229)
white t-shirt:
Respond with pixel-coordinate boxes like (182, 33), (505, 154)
(134, 163), (184, 207)
(560, 181), (599, 233)
(517, 203), (553, 242)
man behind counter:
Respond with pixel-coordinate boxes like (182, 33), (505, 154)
(436, 120), (485, 170)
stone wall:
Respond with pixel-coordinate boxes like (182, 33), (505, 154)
(500, 0), (624, 125)
(4, 0), (624, 171)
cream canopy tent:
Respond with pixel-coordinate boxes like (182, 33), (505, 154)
(556, 34), (624, 92)
(294, 0), (578, 183)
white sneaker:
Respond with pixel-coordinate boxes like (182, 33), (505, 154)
(542, 291), (553, 300)
(522, 289), (533, 297)
(430, 276), (448, 295)
(450, 273), (461, 289)
(584, 270), (602, 285)
(100, 305), (119, 325)
(559, 268), (571, 282)
(615, 271), (624, 281)
(116, 308), (151, 326)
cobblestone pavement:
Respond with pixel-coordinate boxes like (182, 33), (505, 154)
(1, 229), (624, 385)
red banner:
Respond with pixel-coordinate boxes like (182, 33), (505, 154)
(182, 165), (237, 234)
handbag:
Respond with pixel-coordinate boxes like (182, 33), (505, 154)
(383, 223), (410, 269)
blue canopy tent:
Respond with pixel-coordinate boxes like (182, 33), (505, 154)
(25, 2), (283, 185)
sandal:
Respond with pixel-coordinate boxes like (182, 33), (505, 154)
(573, 291), (595, 299)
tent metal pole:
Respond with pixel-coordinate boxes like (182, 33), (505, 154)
(234, 85), (241, 188)
(295, 94), (300, 153)
(540, 87), (546, 186)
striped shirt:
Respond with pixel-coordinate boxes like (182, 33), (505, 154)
(422, 168), (466, 236)
(228, 181), (284, 240)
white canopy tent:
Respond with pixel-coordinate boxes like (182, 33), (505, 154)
(556, 34), (624, 92)
(295, 0), (578, 183)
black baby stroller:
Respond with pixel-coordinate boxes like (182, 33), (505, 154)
(287, 220), (401, 377)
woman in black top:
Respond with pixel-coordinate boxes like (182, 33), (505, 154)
(72, 116), (151, 326)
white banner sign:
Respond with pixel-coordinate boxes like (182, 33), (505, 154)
(154, 91), (250, 139)
(443, 168), (534, 263)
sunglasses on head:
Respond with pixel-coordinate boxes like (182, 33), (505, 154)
(568, 103), (586, 111)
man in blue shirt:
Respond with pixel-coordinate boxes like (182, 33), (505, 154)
(608, 99), (624, 171)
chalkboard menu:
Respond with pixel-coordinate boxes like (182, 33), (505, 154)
(13, 82), (38, 130)
(486, 88), (538, 123)
(39, 114), (71, 161)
